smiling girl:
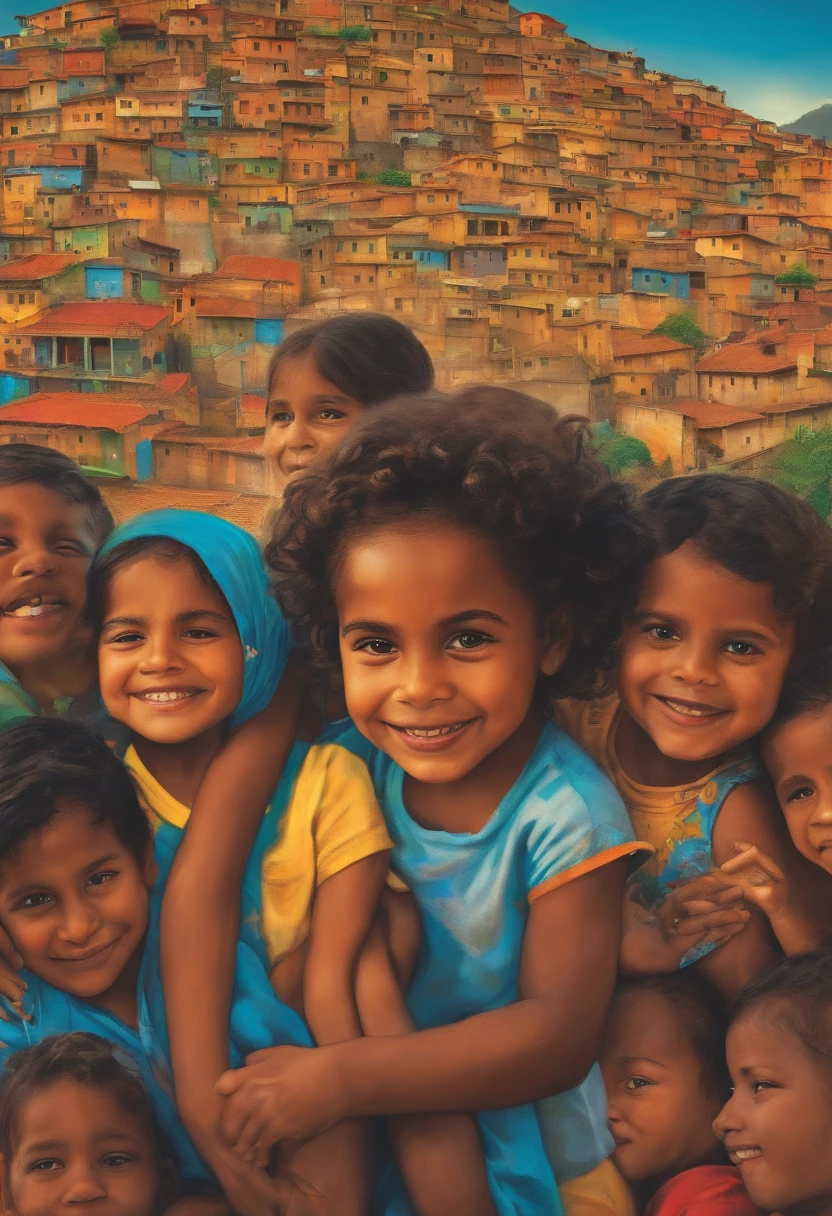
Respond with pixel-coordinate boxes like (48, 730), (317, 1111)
(263, 314), (434, 500)
(715, 951), (832, 1216)
(556, 474), (832, 996)
(214, 389), (653, 1216)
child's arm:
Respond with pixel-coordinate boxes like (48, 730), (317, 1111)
(160, 659), (302, 1216)
(697, 780), (790, 1000)
(216, 858), (627, 1154)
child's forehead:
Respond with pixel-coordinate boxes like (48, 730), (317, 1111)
(17, 1078), (151, 1143)
(0, 803), (126, 878)
(0, 483), (89, 531)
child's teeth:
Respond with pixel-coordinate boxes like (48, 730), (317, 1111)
(144, 691), (192, 703)
(11, 603), (43, 617)
(405, 724), (463, 737)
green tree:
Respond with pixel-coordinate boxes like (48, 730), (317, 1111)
(99, 26), (120, 50)
(591, 421), (653, 475)
(650, 309), (707, 353)
(771, 426), (832, 519)
(338, 24), (371, 39)
(375, 169), (411, 187)
(774, 262), (818, 288)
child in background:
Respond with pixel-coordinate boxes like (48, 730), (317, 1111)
(557, 474), (832, 996)
(263, 313), (434, 500)
(218, 390), (653, 1216)
(0, 444), (112, 727)
(0, 1033), (229, 1216)
(720, 650), (832, 954)
(93, 510), (495, 1216)
(601, 974), (755, 1216)
(715, 951), (832, 1216)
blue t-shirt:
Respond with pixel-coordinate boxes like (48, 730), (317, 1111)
(329, 719), (649, 1193)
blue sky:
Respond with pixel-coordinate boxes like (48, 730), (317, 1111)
(0, 0), (828, 125)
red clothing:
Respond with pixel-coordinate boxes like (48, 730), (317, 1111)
(645, 1167), (757, 1216)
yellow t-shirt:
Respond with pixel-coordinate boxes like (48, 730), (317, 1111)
(124, 741), (394, 965)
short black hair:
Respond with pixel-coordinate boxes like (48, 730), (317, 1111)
(769, 647), (832, 731)
(268, 387), (648, 700)
(616, 973), (730, 1101)
(88, 536), (223, 634)
(267, 313), (434, 408)
(641, 474), (832, 657)
(0, 718), (150, 864)
(732, 951), (832, 1072)
(0, 1032), (162, 1160)
(0, 444), (113, 549)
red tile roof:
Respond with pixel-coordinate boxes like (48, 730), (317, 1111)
(0, 254), (78, 281)
(240, 393), (267, 410)
(0, 393), (157, 432)
(157, 372), (189, 395)
(21, 302), (170, 336)
(216, 256), (302, 287)
(612, 334), (693, 358)
(696, 345), (796, 373)
(665, 399), (763, 427)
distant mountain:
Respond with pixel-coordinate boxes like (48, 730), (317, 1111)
(781, 104), (832, 140)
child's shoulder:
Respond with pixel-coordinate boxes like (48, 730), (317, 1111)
(521, 718), (631, 831)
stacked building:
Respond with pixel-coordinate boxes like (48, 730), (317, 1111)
(0, 0), (831, 505)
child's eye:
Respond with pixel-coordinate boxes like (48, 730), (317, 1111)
(102, 1153), (135, 1168)
(181, 628), (219, 640)
(21, 892), (52, 910)
(87, 870), (117, 889)
(269, 409), (291, 424)
(30, 1158), (62, 1173)
(447, 632), (493, 651)
(318, 408), (345, 421)
(108, 631), (144, 645)
(786, 786), (815, 803)
(724, 640), (759, 656)
(624, 1076), (653, 1091)
(644, 624), (678, 642)
(752, 1080), (777, 1094)
(354, 638), (396, 656)
(55, 540), (85, 556)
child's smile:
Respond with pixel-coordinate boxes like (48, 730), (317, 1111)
(617, 541), (795, 777)
(335, 519), (568, 807)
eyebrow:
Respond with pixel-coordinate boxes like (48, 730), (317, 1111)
(341, 609), (508, 638)
(617, 1054), (668, 1069)
(25, 1133), (139, 1154)
(103, 609), (229, 629)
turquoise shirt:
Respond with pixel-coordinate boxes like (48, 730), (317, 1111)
(328, 719), (647, 1205)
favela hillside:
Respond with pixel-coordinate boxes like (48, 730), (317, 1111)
(0, 0), (831, 528)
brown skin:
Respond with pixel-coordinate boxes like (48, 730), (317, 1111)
(0, 1081), (167, 1216)
(613, 541), (817, 998)
(601, 987), (725, 1196)
(0, 484), (98, 711)
(216, 521), (627, 1161)
(262, 353), (366, 498)
(715, 1008), (832, 1216)
(0, 805), (155, 1029)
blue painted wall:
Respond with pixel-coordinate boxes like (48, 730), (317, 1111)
(85, 265), (123, 299)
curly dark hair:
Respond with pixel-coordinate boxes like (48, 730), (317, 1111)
(266, 387), (648, 700)
(641, 474), (832, 657)
(731, 951), (832, 1070)
(0, 1032), (162, 1159)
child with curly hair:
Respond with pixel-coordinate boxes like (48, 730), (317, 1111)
(556, 475), (832, 996)
(210, 388), (654, 1216)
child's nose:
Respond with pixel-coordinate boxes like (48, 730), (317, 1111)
(712, 1092), (740, 1139)
(61, 1163), (107, 1205)
(673, 641), (718, 685)
(141, 633), (184, 673)
(57, 897), (99, 946)
(285, 418), (314, 452)
(11, 544), (57, 580)
(397, 653), (454, 707)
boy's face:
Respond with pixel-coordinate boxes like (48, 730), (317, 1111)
(762, 705), (832, 875)
(0, 485), (96, 676)
(2, 1078), (163, 1216)
(618, 541), (795, 764)
(601, 987), (723, 1185)
(98, 556), (244, 747)
(335, 520), (570, 787)
(0, 803), (153, 1003)
(716, 1010), (832, 1213)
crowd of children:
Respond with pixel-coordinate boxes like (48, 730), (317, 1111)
(0, 313), (829, 1216)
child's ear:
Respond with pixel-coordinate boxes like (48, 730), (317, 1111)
(0, 1153), (16, 1216)
(540, 611), (573, 677)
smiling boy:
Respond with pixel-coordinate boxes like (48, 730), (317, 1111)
(0, 446), (112, 726)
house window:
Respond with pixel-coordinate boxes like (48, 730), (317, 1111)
(394, 298), (402, 310)
(320, 274), (326, 284)
(524, 248), (532, 258)
(353, 275), (361, 283)
(303, 164), (310, 175)
(732, 242), (739, 251)
(369, 242), (375, 253)
(753, 376), (758, 389)
(730, 377), (735, 386)
(352, 242), (358, 252)
(427, 194), (434, 203)
(467, 220), (478, 236)
(361, 96), (368, 105)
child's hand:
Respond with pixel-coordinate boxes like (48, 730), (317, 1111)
(0, 925), (26, 1022)
(620, 879), (750, 975)
(217, 1045), (343, 1164)
(719, 841), (791, 919)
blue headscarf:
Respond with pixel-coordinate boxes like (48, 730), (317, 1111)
(96, 510), (289, 727)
